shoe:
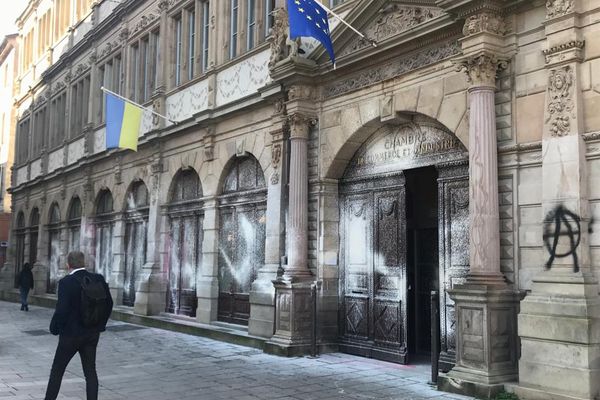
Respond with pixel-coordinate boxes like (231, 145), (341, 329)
(25, 305), (29, 312)
(20, 305), (24, 311)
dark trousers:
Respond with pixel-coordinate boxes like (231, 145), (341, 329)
(44, 332), (100, 400)
(19, 287), (29, 307)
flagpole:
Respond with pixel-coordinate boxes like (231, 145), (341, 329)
(100, 86), (178, 125)
(318, 2), (377, 48)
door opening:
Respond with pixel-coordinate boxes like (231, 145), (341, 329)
(405, 167), (439, 361)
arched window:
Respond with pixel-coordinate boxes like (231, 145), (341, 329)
(217, 155), (266, 325)
(170, 168), (201, 202)
(14, 212), (26, 288)
(96, 190), (114, 215)
(67, 196), (82, 252)
(166, 169), (203, 317)
(94, 190), (114, 280)
(122, 181), (149, 307)
(47, 203), (61, 294)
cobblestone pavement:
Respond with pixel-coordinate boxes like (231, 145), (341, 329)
(0, 301), (476, 400)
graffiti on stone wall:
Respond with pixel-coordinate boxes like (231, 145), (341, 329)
(543, 205), (582, 272)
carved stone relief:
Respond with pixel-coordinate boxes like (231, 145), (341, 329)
(99, 40), (120, 59)
(546, 0), (573, 18)
(326, 41), (460, 98)
(462, 12), (506, 37)
(270, 143), (282, 185)
(339, 6), (442, 57)
(546, 65), (575, 137)
(131, 9), (160, 36)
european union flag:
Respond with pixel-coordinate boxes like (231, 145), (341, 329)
(287, 0), (335, 66)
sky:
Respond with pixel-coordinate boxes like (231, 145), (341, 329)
(0, 1), (28, 38)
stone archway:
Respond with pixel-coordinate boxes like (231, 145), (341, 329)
(321, 114), (470, 368)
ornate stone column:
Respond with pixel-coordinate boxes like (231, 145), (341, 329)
(134, 156), (167, 316)
(266, 104), (316, 355)
(248, 99), (288, 337)
(283, 113), (311, 279)
(438, 9), (522, 399)
(514, 2), (600, 399)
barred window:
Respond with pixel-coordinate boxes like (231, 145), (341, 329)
(32, 105), (48, 156)
(70, 74), (91, 138)
(16, 117), (30, 164)
(49, 91), (67, 149)
(98, 54), (122, 123)
(228, 0), (273, 60)
(171, 1), (209, 88)
(130, 30), (159, 103)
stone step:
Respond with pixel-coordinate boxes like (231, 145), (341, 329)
(0, 289), (267, 350)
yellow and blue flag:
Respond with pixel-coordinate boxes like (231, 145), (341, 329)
(105, 92), (142, 151)
(287, 0), (335, 65)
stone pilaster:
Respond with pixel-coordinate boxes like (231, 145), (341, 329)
(513, 3), (600, 399)
(109, 218), (125, 305)
(134, 159), (167, 316)
(439, 8), (522, 398)
(249, 100), (288, 338)
(196, 199), (219, 323)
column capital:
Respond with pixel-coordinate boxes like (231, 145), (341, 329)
(455, 52), (508, 89)
(287, 113), (316, 140)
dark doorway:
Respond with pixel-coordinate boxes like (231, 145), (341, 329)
(405, 167), (439, 359)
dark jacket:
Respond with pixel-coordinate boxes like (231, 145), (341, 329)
(49, 269), (113, 336)
(18, 268), (34, 290)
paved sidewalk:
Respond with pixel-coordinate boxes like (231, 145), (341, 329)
(0, 301), (475, 400)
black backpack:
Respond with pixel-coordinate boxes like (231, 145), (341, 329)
(74, 273), (109, 328)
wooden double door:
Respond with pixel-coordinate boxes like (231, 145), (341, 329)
(340, 175), (409, 363)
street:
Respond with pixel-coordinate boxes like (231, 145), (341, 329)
(0, 301), (475, 400)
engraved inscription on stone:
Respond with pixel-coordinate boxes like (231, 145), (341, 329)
(345, 124), (466, 179)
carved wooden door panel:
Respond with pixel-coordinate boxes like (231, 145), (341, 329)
(438, 165), (470, 371)
(167, 214), (201, 317)
(218, 204), (265, 325)
(123, 221), (147, 307)
(342, 193), (371, 340)
(47, 230), (60, 294)
(341, 185), (407, 363)
(373, 189), (407, 362)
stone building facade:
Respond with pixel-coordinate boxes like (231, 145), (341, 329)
(2, 0), (600, 398)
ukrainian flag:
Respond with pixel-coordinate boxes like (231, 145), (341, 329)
(105, 92), (142, 151)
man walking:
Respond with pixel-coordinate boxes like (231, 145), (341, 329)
(18, 262), (34, 311)
(44, 251), (113, 400)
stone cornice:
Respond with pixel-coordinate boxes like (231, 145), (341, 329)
(543, 40), (584, 66)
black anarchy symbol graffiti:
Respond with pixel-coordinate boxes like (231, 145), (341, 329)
(542, 205), (581, 273)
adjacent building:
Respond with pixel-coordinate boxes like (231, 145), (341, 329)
(0, 34), (19, 271)
(1, 0), (600, 399)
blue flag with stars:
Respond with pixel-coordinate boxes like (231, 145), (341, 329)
(287, 0), (335, 66)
